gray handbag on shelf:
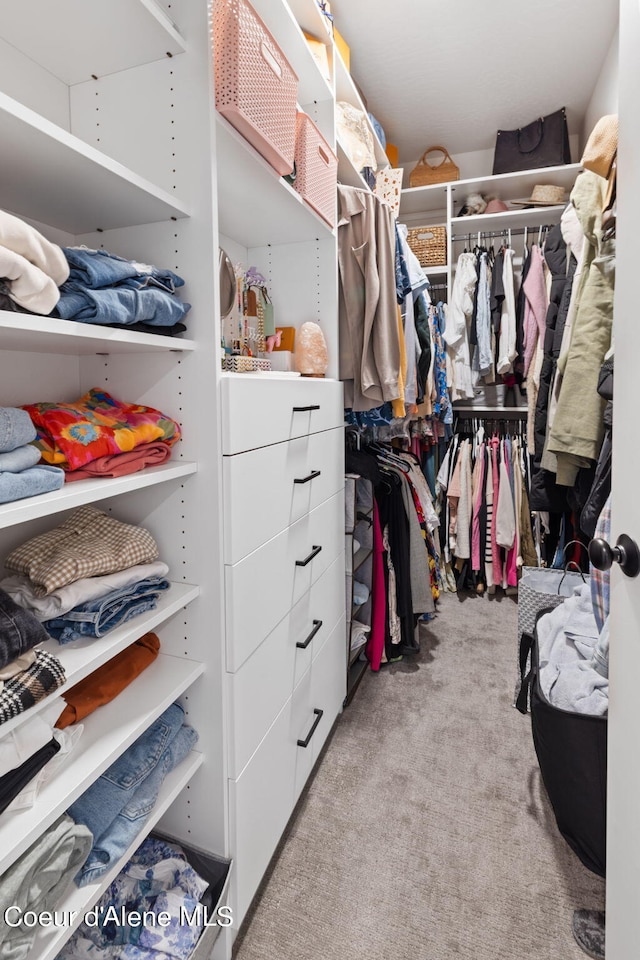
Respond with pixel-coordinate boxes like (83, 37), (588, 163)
(493, 107), (571, 174)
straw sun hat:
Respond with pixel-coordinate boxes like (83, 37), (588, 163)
(511, 184), (566, 206)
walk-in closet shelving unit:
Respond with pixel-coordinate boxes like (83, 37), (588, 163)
(0, 1), (229, 958)
(212, 0), (346, 946)
(398, 162), (584, 298)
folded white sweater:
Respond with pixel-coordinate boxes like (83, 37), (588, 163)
(0, 245), (61, 313)
(0, 209), (69, 285)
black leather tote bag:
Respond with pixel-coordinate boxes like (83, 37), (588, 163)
(493, 107), (571, 174)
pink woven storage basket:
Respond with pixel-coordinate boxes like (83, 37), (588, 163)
(293, 112), (337, 228)
(213, 0), (298, 176)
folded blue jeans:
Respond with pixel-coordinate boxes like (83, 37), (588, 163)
(76, 722), (198, 886)
(0, 407), (36, 453)
(44, 577), (170, 644)
(0, 443), (41, 473)
(67, 703), (185, 840)
(63, 247), (185, 291)
(0, 586), (51, 670)
(0, 464), (64, 504)
(55, 285), (191, 327)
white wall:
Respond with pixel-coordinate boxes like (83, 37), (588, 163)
(582, 29), (619, 147)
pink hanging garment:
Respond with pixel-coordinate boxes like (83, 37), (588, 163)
(490, 438), (503, 588)
(366, 499), (386, 672)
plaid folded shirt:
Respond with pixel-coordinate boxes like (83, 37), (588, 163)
(0, 649), (66, 725)
(5, 505), (159, 597)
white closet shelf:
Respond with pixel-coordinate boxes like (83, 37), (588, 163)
(215, 114), (335, 246)
(399, 182), (450, 217)
(0, 653), (204, 876)
(450, 163), (582, 203)
(249, 0), (334, 105)
(334, 48), (388, 169)
(0, 582), (200, 742)
(29, 750), (203, 960)
(0, 314), (196, 356)
(424, 265), (448, 277)
(0, 461), (197, 530)
(0, 92), (190, 234)
(337, 141), (370, 191)
(0, 0), (186, 86)
(450, 205), (567, 236)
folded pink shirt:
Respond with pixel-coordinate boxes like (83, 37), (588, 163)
(64, 441), (172, 482)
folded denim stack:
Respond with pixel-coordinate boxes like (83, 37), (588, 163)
(22, 387), (181, 483)
(58, 836), (209, 960)
(0, 586), (65, 731)
(0, 208), (70, 316)
(0, 407), (64, 503)
(2, 506), (170, 645)
(67, 702), (198, 887)
(54, 245), (191, 335)
(0, 814), (92, 960)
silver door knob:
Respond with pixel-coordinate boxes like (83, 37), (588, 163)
(589, 534), (640, 578)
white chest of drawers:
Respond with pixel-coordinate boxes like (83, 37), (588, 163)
(221, 376), (345, 927)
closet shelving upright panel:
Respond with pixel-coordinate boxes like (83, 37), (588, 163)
(0, 2), (229, 959)
(212, 0), (346, 944)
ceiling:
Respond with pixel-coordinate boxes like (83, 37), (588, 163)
(330, 0), (619, 162)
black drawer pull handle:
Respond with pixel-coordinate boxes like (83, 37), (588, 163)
(294, 470), (321, 485)
(296, 619), (323, 649)
(297, 708), (324, 748)
(296, 545), (322, 567)
(292, 404), (320, 412)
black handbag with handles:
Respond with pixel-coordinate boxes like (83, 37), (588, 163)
(493, 107), (571, 175)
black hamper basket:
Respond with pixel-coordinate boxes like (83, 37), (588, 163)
(517, 624), (607, 878)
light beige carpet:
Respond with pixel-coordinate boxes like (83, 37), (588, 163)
(234, 592), (605, 960)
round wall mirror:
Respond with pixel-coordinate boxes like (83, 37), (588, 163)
(219, 248), (235, 319)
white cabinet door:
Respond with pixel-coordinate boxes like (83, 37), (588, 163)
(605, 5), (640, 956)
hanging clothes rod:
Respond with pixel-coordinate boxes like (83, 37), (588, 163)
(451, 224), (555, 242)
(453, 406), (528, 416)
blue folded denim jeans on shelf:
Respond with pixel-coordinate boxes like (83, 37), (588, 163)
(0, 443), (41, 473)
(0, 586), (50, 670)
(76, 722), (198, 887)
(44, 577), (170, 644)
(0, 407), (36, 453)
(67, 703), (186, 841)
(0, 464), (65, 504)
(63, 247), (185, 292)
(55, 285), (191, 327)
